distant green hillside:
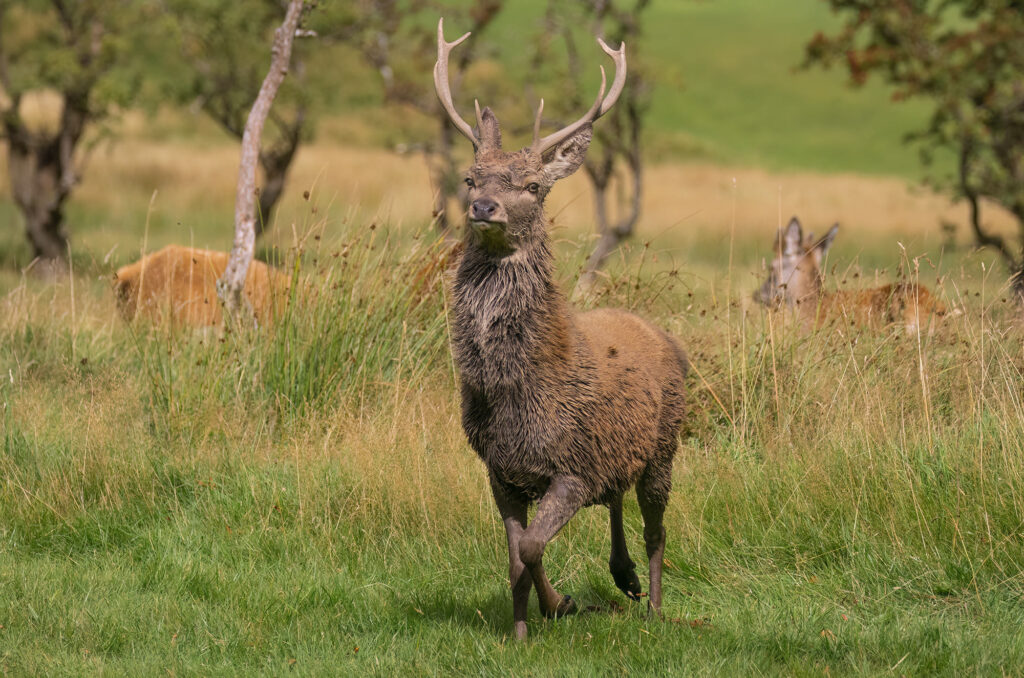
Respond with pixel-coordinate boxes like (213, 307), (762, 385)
(420, 0), (936, 178)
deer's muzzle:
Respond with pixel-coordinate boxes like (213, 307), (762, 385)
(470, 198), (501, 222)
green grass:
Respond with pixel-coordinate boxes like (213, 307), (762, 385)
(637, 0), (937, 175)
(2, 215), (1023, 675)
(0, 2), (1020, 673)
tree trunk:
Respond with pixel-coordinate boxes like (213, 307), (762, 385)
(255, 131), (302, 237)
(8, 141), (69, 265)
(218, 0), (304, 324)
(428, 115), (463, 236)
(574, 105), (643, 299)
(959, 143), (1024, 307)
(255, 170), (284, 237)
(4, 94), (88, 276)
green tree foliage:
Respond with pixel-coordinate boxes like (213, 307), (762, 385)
(0, 0), (166, 272)
(804, 0), (1024, 300)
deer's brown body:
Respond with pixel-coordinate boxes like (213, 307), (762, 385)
(812, 283), (945, 330)
(436, 19), (687, 640)
(114, 245), (290, 326)
(755, 217), (948, 332)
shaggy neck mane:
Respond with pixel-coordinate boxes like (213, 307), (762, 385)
(451, 234), (574, 391)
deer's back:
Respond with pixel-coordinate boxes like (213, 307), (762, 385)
(576, 308), (688, 390)
(814, 283), (947, 330)
(572, 308), (688, 494)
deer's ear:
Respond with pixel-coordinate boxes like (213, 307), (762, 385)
(778, 216), (803, 256)
(542, 125), (592, 181)
(815, 223), (839, 256)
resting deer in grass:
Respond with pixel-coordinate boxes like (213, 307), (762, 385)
(755, 217), (950, 332)
(114, 245), (290, 326)
(435, 19), (688, 641)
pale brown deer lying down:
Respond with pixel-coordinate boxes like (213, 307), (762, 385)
(434, 19), (688, 641)
(114, 245), (291, 326)
(754, 217), (950, 332)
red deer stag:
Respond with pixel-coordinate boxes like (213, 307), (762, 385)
(435, 19), (688, 641)
(755, 217), (950, 332)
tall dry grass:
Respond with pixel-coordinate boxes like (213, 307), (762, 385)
(2, 133), (1024, 672)
(2, 203), (1024, 672)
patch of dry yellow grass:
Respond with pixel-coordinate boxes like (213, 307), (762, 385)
(2, 136), (1015, 252)
(640, 163), (1016, 246)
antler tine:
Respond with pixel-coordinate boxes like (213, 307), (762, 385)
(531, 66), (605, 155)
(532, 98), (545, 147)
(597, 38), (627, 116)
(531, 38), (627, 156)
(434, 18), (478, 147)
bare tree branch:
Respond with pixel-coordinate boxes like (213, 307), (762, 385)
(960, 142), (1019, 271)
(217, 0), (305, 324)
(565, 0), (649, 298)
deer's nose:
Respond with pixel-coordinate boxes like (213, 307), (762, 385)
(470, 198), (499, 221)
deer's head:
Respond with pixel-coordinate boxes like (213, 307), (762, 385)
(755, 217), (839, 309)
(434, 18), (626, 256)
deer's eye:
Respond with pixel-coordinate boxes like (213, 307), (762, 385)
(526, 182), (540, 194)
(464, 177), (475, 188)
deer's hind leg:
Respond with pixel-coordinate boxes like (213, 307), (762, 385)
(608, 493), (642, 601)
(636, 457), (672, 616)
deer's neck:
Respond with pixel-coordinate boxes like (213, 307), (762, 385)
(789, 272), (825, 315)
(451, 235), (574, 391)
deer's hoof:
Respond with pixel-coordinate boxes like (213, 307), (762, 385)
(544, 594), (578, 619)
(612, 569), (643, 601)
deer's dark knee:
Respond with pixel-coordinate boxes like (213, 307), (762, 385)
(643, 525), (666, 554)
(509, 559), (527, 584)
(519, 536), (546, 568)
(609, 553), (635, 575)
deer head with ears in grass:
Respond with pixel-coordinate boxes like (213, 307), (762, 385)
(755, 216), (951, 333)
(435, 18), (688, 641)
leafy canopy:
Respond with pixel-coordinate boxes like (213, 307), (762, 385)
(805, 0), (1024, 280)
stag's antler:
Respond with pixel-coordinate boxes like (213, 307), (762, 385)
(531, 38), (626, 156)
(434, 18), (626, 155)
(434, 18), (480, 148)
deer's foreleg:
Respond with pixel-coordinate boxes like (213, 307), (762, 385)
(490, 475), (533, 641)
(518, 477), (585, 621)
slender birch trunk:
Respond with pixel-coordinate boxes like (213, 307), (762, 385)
(217, 0), (304, 324)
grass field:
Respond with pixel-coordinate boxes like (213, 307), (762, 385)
(2, 207), (1023, 674)
(4, 1), (1024, 675)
